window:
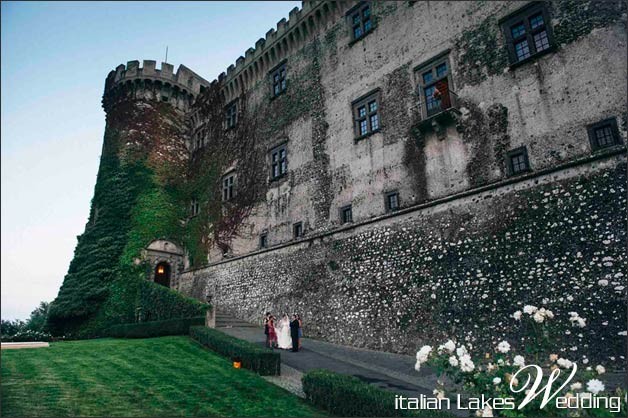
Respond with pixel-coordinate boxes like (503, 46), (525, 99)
(347, 2), (373, 42)
(293, 222), (303, 238)
(259, 233), (268, 249)
(415, 54), (453, 118)
(352, 90), (381, 139)
(587, 118), (622, 151)
(501, 3), (554, 65)
(506, 147), (530, 176)
(340, 205), (353, 224)
(270, 144), (288, 180)
(225, 101), (237, 129)
(385, 191), (400, 212)
(222, 173), (236, 201)
(270, 63), (287, 97)
(190, 198), (200, 216)
(194, 131), (204, 151)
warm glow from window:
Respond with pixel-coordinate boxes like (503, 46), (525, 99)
(157, 266), (165, 274)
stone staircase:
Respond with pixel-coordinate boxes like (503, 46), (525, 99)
(214, 310), (258, 328)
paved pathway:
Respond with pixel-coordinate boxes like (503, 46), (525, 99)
(222, 326), (467, 416)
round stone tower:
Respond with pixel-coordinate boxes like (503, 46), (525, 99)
(48, 60), (209, 334)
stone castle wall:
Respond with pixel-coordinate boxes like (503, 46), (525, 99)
(173, 1), (628, 363)
(179, 153), (627, 365)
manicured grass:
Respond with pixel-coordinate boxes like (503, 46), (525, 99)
(1, 336), (324, 417)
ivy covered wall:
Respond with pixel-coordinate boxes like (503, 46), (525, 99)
(48, 99), (207, 337)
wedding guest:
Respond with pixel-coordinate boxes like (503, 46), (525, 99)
(263, 312), (271, 348)
(268, 315), (278, 348)
(297, 314), (303, 350)
(290, 314), (300, 352)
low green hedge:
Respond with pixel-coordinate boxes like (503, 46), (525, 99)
(302, 369), (450, 417)
(107, 317), (205, 338)
(190, 326), (280, 376)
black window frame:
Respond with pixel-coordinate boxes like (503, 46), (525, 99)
(385, 191), (400, 212)
(340, 205), (353, 224)
(506, 146), (531, 176)
(259, 233), (268, 249)
(352, 89), (381, 140)
(587, 118), (622, 152)
(293, 222), (304, 239)
(222, 172), (236, 201)
(500, 2), (555, 67)
(225, 100), (237, 130)
(347, 1), (375, 44)
(190, 198), (200, 217)
(269, 61), (287, 98)
(269, 143), (288, 181)
(414, 51), (453, 119)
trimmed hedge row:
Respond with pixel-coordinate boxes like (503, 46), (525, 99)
(107, 317), (205, 338)
(302, 369), (450, 417)
(190, 326), (280, 376)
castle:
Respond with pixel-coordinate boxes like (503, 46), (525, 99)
(52, 1), (627, 363)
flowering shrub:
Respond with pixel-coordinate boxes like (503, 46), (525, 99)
(414, 307), (626, 416)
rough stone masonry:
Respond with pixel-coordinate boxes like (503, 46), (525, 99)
(63, 1), (627, 364)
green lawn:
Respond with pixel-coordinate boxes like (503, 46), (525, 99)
(1, 336), (324, 417)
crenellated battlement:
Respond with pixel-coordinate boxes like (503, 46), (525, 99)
(102, 60), (210, 113)
(215, 1), (357, 101)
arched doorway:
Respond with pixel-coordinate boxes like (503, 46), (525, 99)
(154, 262), (171, 287)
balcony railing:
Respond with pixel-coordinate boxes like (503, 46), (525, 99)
(421, 89), (459, 120)
(416, 88), (460, 135)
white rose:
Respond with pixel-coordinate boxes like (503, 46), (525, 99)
(493, 377), (501, 385)
(481, 406), (493, 417)
(586, 379), (605, 394)
(449, 356), (459, 367)
(444, 340), (456, 353)
(456, 345), (468, 357)
(533, 312), (545, 323)
(512, 311), (522, 320)
(513, 355), (525, 367)
(595, 365), (606, 375)
(523, 305), (537, 315)
(433, 389), (445, 400)
(557, 358), (573, 369)
(460, 354), (475, 372)
(416, 345), (432, 364)
(497, 340), (511, 353)
(570, 382), (582, 391)
(414, 361), (421, 372)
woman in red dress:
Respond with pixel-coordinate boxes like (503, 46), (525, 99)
(267, 315), (278, 348)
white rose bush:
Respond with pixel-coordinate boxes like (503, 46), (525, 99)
(414, 306), (626, 416)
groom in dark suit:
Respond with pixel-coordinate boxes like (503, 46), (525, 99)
(289, 314), (300, 352)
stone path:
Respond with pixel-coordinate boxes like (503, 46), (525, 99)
(222, 326), (467, 416)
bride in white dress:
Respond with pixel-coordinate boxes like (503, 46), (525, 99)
(276, 313), (292, 350)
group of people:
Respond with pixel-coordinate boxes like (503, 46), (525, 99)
(264, 312), (302, 352)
